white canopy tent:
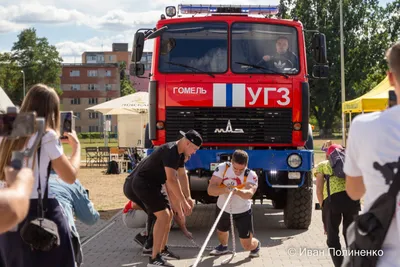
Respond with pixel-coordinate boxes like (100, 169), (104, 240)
(0, 86), (15, 112)
(86, 92), (149, 146)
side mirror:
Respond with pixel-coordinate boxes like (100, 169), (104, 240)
(147, 26), (168, 40)
(129, 63), (145, 77)
(312, 65), (329, 79)
(312, 33), (327, 64)
(132, 32), (145, 63)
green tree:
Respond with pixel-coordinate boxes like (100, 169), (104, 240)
(287, 0), (392, 136)
(119, 61), (136, 96)
(0, 28), (63, 105)
(0, 52), (22, 104)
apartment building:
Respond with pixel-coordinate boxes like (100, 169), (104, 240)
(131, 51), (153, 92)
(82, 43), (131, 66)
(60, 63), (120, 133)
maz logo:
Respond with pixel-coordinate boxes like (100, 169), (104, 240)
(214, 120), (244, 134)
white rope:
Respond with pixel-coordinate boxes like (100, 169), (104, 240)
(192, 190), (234, 267)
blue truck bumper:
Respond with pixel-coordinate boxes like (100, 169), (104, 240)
(144, 148), (314, 189)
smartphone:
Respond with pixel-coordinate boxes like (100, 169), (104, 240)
(388, 90), (397, 108)
(60, 111), (75, 139)
(0, 112), (36, 137)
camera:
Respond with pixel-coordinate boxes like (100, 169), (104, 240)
(0, 109), (36, 138)
(1, 107), (45, 170)
(60, 111), (75, 139)
(388, 90), (397, 108)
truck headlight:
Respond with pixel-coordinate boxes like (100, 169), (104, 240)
(287, 154), (302, 168)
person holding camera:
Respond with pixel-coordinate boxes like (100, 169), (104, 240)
(0, 167), (34, 234)
(0, 84), (81, 267)
(344, 42), (400, 266)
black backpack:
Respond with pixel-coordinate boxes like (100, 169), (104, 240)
(328, 147), (346, 179)
(342, 163), (400, 267)
(106, 160), (120, 174)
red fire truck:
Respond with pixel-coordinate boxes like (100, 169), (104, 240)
(130, 4), (328, 229)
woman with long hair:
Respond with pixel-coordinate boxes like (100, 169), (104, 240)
(0, 83), (81, 267)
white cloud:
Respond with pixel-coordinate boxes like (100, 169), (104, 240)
(0, 19), (28, 33)
(0, 3), (161, 33)
(55, 32), (154, 63)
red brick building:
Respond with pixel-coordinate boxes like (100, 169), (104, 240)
(60, 63), (120, 133)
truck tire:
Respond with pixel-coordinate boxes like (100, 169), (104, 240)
(283, 172), (313, 229)
(144, 123), (152, 149)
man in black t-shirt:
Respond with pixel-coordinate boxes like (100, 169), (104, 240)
(123, 129), (202, 267)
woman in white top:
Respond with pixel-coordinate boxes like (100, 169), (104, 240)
(0, 83), (81, 267)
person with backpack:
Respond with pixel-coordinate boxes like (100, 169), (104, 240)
(343, 42), (400, 267)
(314, 143), (360, 267)
(207, 150), (261, 258)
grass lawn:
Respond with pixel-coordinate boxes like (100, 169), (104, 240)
(63, 139), (119, 160)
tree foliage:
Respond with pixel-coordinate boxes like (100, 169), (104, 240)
(118, 61), (136, 96)
(0, 28), (63, 105)
(283, 0), (399, 135)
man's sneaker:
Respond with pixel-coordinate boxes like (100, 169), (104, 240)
(147, 253), (174, 267)
(134, 233), (147, 247)
(142, 246), (152, 257)
(209, 244), (230, 256)
(249, 241), (261, 258)
(160, 246), (180, 260)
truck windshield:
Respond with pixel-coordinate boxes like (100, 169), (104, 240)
(158, 22), (228, 74)
(231, 22), (299, 75)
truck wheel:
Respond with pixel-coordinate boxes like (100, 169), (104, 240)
(283, 172), (313, 229)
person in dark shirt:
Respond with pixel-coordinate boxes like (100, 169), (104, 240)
(123, 129), (202, 267)
(261, 36), (299, 71)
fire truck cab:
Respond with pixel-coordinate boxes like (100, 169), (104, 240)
(131, 4), (328, 229)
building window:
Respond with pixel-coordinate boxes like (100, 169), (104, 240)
(74, 112), (81, 120)
(105, 115), (112, 120)
(87, 55), (97, 61)
(108, 55), (114, 62)
(105, 84), (112, 91)
(88, 84), (96, 90)
(89, 112), (99, 119)
(75, 126), (82, 133)
(71, 84), (80, 91)
(70, 98), (80, 105)
(88, 70), (98, 77)
(70, 70), (80, 77)
(105, 70), (112, 77)
(89, 126), (99, 132)
(88, 98), (98, 105)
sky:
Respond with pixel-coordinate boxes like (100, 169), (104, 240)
(0, 0), (394, 63)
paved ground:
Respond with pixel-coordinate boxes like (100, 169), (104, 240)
(77, 187), (338, 267)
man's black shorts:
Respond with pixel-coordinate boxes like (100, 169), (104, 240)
(123, 175), (170, 214)
(215, 206), (254, 239)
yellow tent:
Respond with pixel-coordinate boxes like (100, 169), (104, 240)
(342, 77), (394, 113)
